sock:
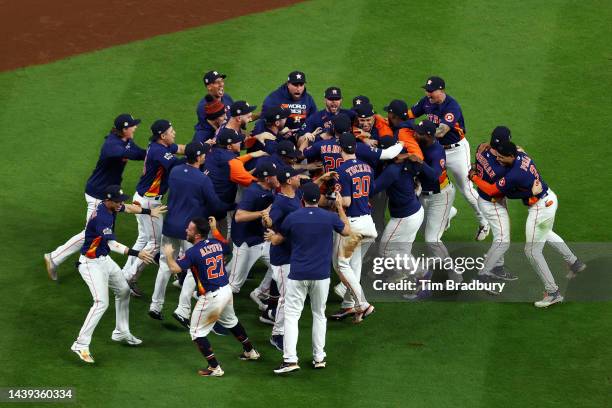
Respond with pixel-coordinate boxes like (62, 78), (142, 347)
(229, 322), (253, 352)
(194, 337), (219, 368)
(178, 270), (187, 286)
(267, 280), (279, 309)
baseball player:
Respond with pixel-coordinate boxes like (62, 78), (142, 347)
(121, 120), (186, 296)
(227, 162), (278, 306)
(469, 141), (586, 306)
(192, 94), (227, 145)
(71, 185), (164, 364)
(352, 102), (394, 146)
(163, 217), (260, 377)
(148, 142), (234, 325)
(267, 182), (350, 373)
(262, 70), (317, 133)
(384, 99), (424, 158)
(246, 106), (292, 170)
(44, 114), (146, 280)
(303, 86), (355, 135)
(408, 76), (489, 240)
(193, 70), (233, 142)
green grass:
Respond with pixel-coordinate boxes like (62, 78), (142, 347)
(1, 0), (611, 407)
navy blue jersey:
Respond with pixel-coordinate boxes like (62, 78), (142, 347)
(203, 147), (240, 205)
(231, 183), (275, 247)
(135, 142), (182, 197)
(475, 147), (508, 201)
(262, 85), (317, 131)
(355, 142), (383, 171)
(280, 207), (344, 280)
(337, 158), (374, 217)
(192, 120), (219, 145)
(417, 140), (449, 193)
(495, 152), (549, 206)
(81, 202), (121, 258)
(372, 162), (421, 218)
(177, 238), (231, 295)
(163, 164), (234, 240)
(304, 108), (355, 135)
(85, 133), (146, 200)
(194, 93), (233, 132)
(269, 192), (302, 266)
(304, 139), (343, 172)
(409, 95), (465, 145)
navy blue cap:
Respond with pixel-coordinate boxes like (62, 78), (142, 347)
(378, 136), (396, 150)
(278, 166), (301, 183)
(185, 142), (210, 161)
(339, 132), (356, 154)
(104, 185), (129, 202)
(383, 100), (408, 119)
(325, 87), (342, 100)
(496, 140), (518, 157)
(423, 76), (445, 92)
(264, 106), (291, 122)
(150, 119), (172, 140)
(332, 113), (351, 134)
(217, 128), (244, 146)
(490, 126), (512, 149)
(276, 140), (299, 158)
(230, 100), (257, 117)
(353, 103), (375, 118)
(114, 113), (141, 130)
(352, 95), (370, 107)
(287, 71), (306, 84)
(414, 120), (437, 136)
(301, 182), (321, 204)
(203, 70), (226, 85)
(253, 161), (278, 178)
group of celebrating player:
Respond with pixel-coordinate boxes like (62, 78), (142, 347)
(43, 69), (586, 376)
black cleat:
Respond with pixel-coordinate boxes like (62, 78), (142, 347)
(148, 310), (163, 320)
(172, 312), (190, 329)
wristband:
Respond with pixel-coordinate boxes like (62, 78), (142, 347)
(141, 208), (151, 215)
(128, 248), (139, 257)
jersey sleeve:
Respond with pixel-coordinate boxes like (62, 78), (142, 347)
(330, 212), (344, 233)
(356, 143), (381, 166)
(303, 142), (321, 160)
(96, 220), (116, 242)
(440, 100), (461, 129)
(419, 150), (443, 182)
(398, 129), (424, 160)
(237, 188), (258, 211)
(408, 97), (426, 118)
(304, 112), (319, 134)
(125, 141), (147, 160)
(371, 164), (400, 195)
(279, 213), (294, 239)
(176, 251), (193, 271)
(269, 201), (286, 228)
(339, 171), (352, 198)
(495, 173), (516, 194)
(202, 176), (235, 213)
(228, 158), (256, 186)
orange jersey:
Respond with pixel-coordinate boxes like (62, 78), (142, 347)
(397, 128), (424, 160)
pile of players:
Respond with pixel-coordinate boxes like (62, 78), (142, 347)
(43, 70), (586, 376)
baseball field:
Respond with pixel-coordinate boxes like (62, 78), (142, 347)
(1, 0), (611, 407)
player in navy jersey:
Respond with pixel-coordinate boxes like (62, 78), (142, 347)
(45, 114), (146, 280)
(192, 94), (227, 145)
(469, 141), (584, 307)
(193, 70), (233, 141)
(303, 86), (355, 136)
(163, 217), (260, 377)
(262, 71), (317, 133)
(246, 106), (292, 171)
(122, 119), (186, 296)
(71, 185), (164, 364)
(408, 76), (489, 241)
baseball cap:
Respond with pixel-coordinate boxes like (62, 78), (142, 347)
(414, 120), (437, 136)
(253, 161), (278, 178)
(264, 106), (291, 123)
(104, 185), (129, 202)
(230, 100), (257, 117)
(339, 132), (356, 154)
(332, 113), (352, 134)
(490, 126), (512, 149)
(378, 136), (396, 150)
(352, 95), (370, 107)
(496, 140), (518, 157)
(203, 70), (226, 85)
(276, 140), (299, 158)
(353, 103), (375, 118)
(185, 142), (210, 161)
(150, 119), (172, 140)
(277, 166), (301, 183)
(287, 71), (306, 84)
(325, 87), (342, 100)
(422, 76), (445, 92)
(114, 113), (141, 130)
(301, 182), (321, 204)
(217, 128), (244, 146)
(383, 100), (408, 119)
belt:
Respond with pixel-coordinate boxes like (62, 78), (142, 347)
(443, 143), (461, 150)
(422, 181), (451, 196)
(142, 194), (163, 200)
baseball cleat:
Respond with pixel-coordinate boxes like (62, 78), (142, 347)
(249, 288), (269, 311)
(534, 291), (564, 308)
(333, 282), (347, 299)
(111, 332), (143, 346)
(44, 253), (58, 281)
(474, 274), (502, 295)
(259, 308), (275, 325)
(488, 266), (518, 281)
(70, 344), (94, 364)
(128, 281), (144, 297)
(148, 310), (163, 320)
(330, 307), (356, 321)
(353, 304), (375, 324)
(445, 207), (458, 231)
(270, 335), (284, 352)
(475, 224), (490, 241)
(274, 362), (300, 374)
(566, 259), (586, 279)
(239, 349), (260, 361)
(312, 360), (327, 369)
(172, 312), (190, 329)
(172, 279), (182, 288)
(198, 365), (224, 377)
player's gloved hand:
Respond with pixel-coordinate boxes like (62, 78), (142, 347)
(150, 205), (168, 218)
(138, 249), (155, 264)
(249, 150), (269, 158)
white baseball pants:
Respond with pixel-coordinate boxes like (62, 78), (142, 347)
(149, 235), (192, 314)
(477, 197), (510, 275)
(73, 255), (131, 349)
(49, 193), (100, 266)
(420, 183), (455, 260)
(283, 278), (330, 364)
(379, 207), (425, 276)
(227, 241), (273, 294)
(271, 264), (291, 336)
(190, 285), (238, 340)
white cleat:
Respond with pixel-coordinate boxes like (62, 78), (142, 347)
(534, 291), (564, 308)
(333, 282), (347, 299)
(44, 253), (58, 281)
(312, 360), (327, 369)
(249, 288), (269, 311)
(445, 207), (458, 231)
(475, 224), (490, 241)
(198, 365), (224, 377)
(71, 344), (94, 364)
(239, 349), (261, 361)
(274, 362), (300, 374)
(111, 332), (143, 346)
